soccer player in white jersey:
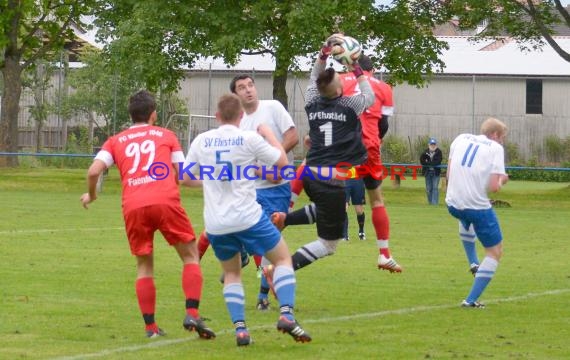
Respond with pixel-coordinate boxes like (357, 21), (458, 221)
(181, 94), (310, 346)
(445, 117), (509, 308)
(230, 74), (299, 310)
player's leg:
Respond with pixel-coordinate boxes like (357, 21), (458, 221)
(125, 207), (163, 338)
(462, 209), (503, 308)
(197, 230), (210, 260)
(364, 176), (402, 273)
(457, 221), (480, 275)
(160, 204), (215, 339)
(255, 184), (290, 309)
(343, 184), (352, 240)
(290, 177), (345, 271)
(289, 162), (306, 210)
(352, 179), (366, 240)
(242, 215), (311, 343)
(220, 252), (251, 345)
(209, 232), (250, 345)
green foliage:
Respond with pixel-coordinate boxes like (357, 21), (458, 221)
(449, 1), (570, 59)
(544, 135), (565, 163)
(382, 134), (412, 163)
(93, 0), (450, 107)
(505, 141), (522, 165)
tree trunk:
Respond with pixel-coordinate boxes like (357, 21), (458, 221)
(0, 57), (23, 167)
(272, 57), (289, 110)
(61, 51), (70, 150)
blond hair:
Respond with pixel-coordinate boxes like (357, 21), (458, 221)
(217, 93), (243, 123)
(481, 117), (507, 138)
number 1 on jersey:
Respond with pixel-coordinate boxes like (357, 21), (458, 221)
(319, 122), (333, 146)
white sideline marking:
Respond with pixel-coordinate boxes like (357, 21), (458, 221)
(51, 288), (570, 360)
(0, 227), (123, 235)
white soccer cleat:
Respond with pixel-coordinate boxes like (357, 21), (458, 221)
(378, 254), (402, 273)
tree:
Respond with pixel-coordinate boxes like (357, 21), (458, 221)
(93, 0), (451, 110)
(448, 0), (570, 61)
(0, 0), (95, 166)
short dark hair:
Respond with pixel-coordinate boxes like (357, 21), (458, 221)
(230, 74), (254, 93)
(128, 90), (156, 123)
(316, 67), (338, 98)
(217, 94), (243, 122)
(358, 55), (374, 72)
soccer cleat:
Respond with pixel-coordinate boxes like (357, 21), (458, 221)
(183, 315), (216, 339)
(236, 329), (252, 346)
(378, 254), (403, 273)
(277, 316), (312, 343)
(145, 328), (166, 338)
(256, 298), (270, 311)
(343, 236), (350, 241)
(358, 232), (366, 240)
(262, 265), (277, 299)
(461, 300), (485, 308)
(270, 212), (287, 231)
(469, 263), (479, 276)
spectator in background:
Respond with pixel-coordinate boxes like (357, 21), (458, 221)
(420, 138), (443, 205)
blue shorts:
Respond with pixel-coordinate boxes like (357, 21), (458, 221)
(256, 182), (291, 217)
(345, 178), (365, 205)
(447, 206), (503, 247)
(207, 213), (281, 261)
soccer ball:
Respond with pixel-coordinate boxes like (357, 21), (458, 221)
(332, 36), (362, 65)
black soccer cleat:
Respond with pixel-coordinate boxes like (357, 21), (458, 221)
(183, 315), (216, 339)
(276, 316), (312, 343)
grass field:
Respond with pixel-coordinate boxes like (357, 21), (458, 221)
(1, 168), (569, 360)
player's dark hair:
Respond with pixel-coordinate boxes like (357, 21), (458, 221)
(217, 93), (243, 123)
(128, 90), (156, 124)
(358, 55), (374, 72)
(317, 67), (338, 98)
(230, 74), (255, 93)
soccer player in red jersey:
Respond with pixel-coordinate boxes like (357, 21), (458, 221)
(80, 90), (215, 339)
(339, 55), (402, 273)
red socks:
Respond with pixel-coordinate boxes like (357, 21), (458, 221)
(372, 206), (391, 258)
(197, 231), (210, 260)
(182, 263), (203, 318)
(136, 277), (156, 328)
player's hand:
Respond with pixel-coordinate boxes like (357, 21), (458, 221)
(319, 44), (333, 60)
(80, 193), (95, 209)
(326, 33), (345, 47)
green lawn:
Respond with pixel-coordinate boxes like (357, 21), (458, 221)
(1, 168), (569, 359)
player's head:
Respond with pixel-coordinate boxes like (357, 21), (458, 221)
(358, 54), (374, 72)
(216, 93), (243, 125)
(128, 90), (157, 124)
(481, 117), (508, 144)
(230, 74), (258, 108)
(317, 67), (342, 99)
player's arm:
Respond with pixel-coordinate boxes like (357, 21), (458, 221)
(488, 173), (509, 193)
(343, 63), (374, 115)
(281, 126), (299, 153)
(81, 159), (107, 209)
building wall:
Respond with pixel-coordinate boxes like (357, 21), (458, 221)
(11, 68), (570, 161)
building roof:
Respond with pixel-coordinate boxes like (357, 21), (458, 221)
(438, 36), (570, 76)
(189, 36), (570, 77)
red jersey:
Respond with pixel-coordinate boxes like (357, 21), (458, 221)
(340, 71), (393, 150)
(97, 124), (184, 214)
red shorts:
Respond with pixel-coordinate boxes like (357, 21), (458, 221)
(123, 204), (196, 256)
